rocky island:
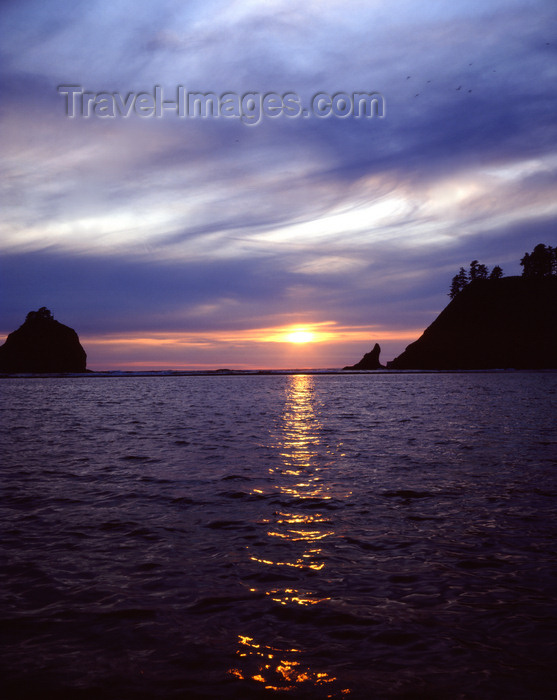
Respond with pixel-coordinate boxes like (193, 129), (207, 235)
(389, 276), (557, 370)
(343, 342), (384, 370)
(0, 308), (87, 373)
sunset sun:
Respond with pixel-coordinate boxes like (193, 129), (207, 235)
(287, 330), (314, 344)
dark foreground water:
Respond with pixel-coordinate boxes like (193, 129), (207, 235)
(1, 373), (556, 700)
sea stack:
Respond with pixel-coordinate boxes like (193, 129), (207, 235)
(0, 307), (87, 373)
(343, 342), (384, 370)
(389, 277), (557, 370)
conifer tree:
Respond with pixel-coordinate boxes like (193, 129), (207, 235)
(469, 260), (489, 280)
(449, 267), (469, 299)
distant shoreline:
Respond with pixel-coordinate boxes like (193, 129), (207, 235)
(2, 368), (556, 379)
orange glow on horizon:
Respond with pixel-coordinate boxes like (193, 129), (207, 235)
(81, 322), (420, 347)
(78, 322), (423, 370)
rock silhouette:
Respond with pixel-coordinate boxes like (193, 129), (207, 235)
(389, 277), (557, 369)
(0, 308), (87, 373)
(343, 342), (384, 370)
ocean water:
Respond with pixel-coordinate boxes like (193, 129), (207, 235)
(1, 372), (556, 700)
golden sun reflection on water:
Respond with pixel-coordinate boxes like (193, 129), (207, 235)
(229, 635), (350, 695)
(229, 376), (351, 695)
(248, 377), (335, 574)
(266, 376), (335, 567)
(248, 550), (326, 571)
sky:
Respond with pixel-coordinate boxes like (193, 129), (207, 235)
(1, 0), (556, 370)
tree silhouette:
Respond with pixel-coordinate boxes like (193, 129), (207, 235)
(449, 260), (502, 298)
(520, 244), (556, 278)
(469, 260), (489, 280)
(25, 307), (54, 323)
(449, 267), (469, 299)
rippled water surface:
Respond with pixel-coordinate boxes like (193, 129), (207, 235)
(1, 373), (557, 699)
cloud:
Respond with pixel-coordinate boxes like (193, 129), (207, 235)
(1, 0), (556, 367)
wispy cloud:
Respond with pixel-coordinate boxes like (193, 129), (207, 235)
(1, 0), (556, 367)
